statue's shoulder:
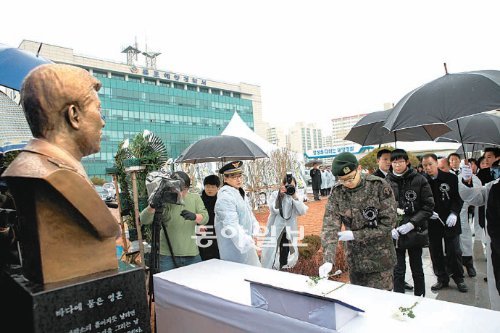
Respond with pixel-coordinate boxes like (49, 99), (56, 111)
(3, 151), (77, 179)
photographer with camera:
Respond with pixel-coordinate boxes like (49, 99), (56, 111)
(140, 171), (208, 272)
(261, 173), (308, 270)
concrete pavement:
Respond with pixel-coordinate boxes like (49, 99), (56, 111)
(404, 239), (491, 309)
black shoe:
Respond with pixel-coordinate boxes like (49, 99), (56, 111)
(456, 282), (468, 293)
(404, 282), (414, 290)
(466, 265), (477, 277)
(431, 282), (449, 291)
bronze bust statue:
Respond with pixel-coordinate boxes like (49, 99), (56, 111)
(2, 64), (119, 284)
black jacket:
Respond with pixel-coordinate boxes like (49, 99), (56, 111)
(476, 167), (494, 229)
(486, 181), (500, 294)
(310, 168), (322, 190)
(386, 167), (434, 229)
(199, 191), (220, 260)
(373, 169), (387, 179)
(425, 170), (463, 237)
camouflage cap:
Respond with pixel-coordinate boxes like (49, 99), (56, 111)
(331, 152), (358, 176)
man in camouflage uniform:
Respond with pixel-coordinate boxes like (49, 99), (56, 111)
(321, 152), (397, 290)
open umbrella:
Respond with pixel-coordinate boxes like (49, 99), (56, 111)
(305, 160), (323, 168)
(436, 113), (500, 147)
(454, 144), (493, 157)
(175, 135), (269, 164)
(0, 91), (32, 154)
(384, 69), (500, 132)
(0, 43), (52, 91)
(344, 109), (450, 146)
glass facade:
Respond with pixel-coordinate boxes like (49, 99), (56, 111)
(83, 74), (255, 178)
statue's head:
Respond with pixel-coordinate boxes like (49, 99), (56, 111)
(21, 64), (104, 158)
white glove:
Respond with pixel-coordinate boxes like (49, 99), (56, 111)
(319, 262), (333, 278)
(397, 222), (415, 235)
(338, 230), (354, 241)
(460, 165), (473, 181)
(430, 211), (440, 220)
(446, 213), (457, 227)
(391, 229), (400, 240)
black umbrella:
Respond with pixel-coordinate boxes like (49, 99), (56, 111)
(454, 144), (493, 158)
(344, 109), (450, 146)
(384, 69), (500, 133)
(436, 113), (500, 147)
(305, 160), (323, 168)
(175, 135), (269, 164)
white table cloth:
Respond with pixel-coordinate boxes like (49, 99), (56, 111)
(153, 259), (500, 333)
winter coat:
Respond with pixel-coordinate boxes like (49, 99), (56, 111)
(385, 167), (434, 230)
(310, 168), (322, 190)
(459, 178), (500, 298)
(215, 185), (261, 267)
(425, 170), (464, 237)
(321, 175), (397, 274)
(199, 191), (220, 260)
(261, 191), (308, 269)
(373, 168), (387, 179)
(321, 170), (334, 190)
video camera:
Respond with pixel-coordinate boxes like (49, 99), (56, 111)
(284, 172), (296, 196)
(145, 168), (184, 209)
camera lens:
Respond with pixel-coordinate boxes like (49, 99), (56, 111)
(285, 185), (296, 195)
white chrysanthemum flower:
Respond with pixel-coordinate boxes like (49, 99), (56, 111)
(392, 310), (407, 321)
(306, 279), (316, 288)
(397, 208), (405, 215)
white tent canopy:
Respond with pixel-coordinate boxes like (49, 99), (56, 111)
(221, 112), (277, 154)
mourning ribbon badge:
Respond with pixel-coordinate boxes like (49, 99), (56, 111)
(362, 206), (378, 228)
(439, 183), (450, 201)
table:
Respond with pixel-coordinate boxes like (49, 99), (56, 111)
(153, 259), (500, 332)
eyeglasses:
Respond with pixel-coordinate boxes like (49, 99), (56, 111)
(338, 170), (358, 184)
(391, 160), (406, 165)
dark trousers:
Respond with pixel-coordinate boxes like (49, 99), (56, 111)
(313, 188), (320, 200)
(429, 231), (464, 284)
(278, 230), (289, 269)
(394, 247), (425, 296)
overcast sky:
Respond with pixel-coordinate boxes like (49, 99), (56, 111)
(2, 0), (500, 133)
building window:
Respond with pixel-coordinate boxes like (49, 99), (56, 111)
(174, 83), (185, 90)
(93, 70), (107, 78)
(144, 78), (156, 85)
(199, 86), (209, 93)
(222, 90), (231, 97)
(233, 92), (241, 98)
(211, 89), (220, 95)
(111, 73), (125, 80)
(187, 85), (197, 91)
(128, 76), (141, 83)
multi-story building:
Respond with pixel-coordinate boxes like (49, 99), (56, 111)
(321, 135), (334, 166)
(266, 125), (288, 149)
(288, 122), (323, 156)
(331, 113), (367, 146)
(18, 40), (265, 178)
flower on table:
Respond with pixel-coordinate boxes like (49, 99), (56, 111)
(306, 275), (324, 287)
(393, 301), (418, 320)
